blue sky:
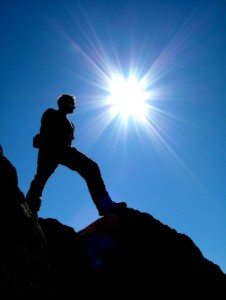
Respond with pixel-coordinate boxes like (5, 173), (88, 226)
(1, 0), (226, 273)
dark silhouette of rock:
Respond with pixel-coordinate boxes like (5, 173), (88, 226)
(0, 147), (57, 298)
(1, 148), (226, 298)
(38, 218), (79, 297)
(39, 210), (226, 297)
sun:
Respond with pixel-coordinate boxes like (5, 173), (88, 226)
(107, 74), (149, 122)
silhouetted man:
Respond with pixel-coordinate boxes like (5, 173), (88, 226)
(26, 94), (126, 216)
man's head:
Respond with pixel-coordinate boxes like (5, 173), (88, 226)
(57, 94), (76, 114)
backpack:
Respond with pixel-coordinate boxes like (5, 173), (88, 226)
(33, 134), (41, 148)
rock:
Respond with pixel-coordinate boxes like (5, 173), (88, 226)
(1, 148), (226, 298)
(0, 148), (57, 298)
(39, 209), (226, 296)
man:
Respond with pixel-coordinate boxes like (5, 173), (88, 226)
(26, 94), (127, 216)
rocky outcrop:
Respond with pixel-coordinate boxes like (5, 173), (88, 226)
(1, 147), (226, 298)
(39, 209), (226, 297)
(0, 148), (57, 298)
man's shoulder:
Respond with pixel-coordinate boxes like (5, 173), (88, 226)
(41, 108), (59, 122)
(43, 108), (57, 115)
(42, 108), (59, 117)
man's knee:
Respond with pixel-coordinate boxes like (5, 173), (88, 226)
(88, 160), (99, 172)
(76, 152), (99, 172)
(80, 159), (100, 179)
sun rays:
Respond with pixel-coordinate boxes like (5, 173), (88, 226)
(53, 1), (205, 185)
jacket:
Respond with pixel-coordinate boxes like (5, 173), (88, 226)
(34, 108), (75, 150)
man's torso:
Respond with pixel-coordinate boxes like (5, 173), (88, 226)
(39, 108), (74, 150)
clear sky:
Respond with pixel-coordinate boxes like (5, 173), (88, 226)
(1, 0), (226, 273)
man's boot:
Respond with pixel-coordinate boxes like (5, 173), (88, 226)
(97, 195), (127, 216)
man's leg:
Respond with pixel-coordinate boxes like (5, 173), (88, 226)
(60, 147), (126, 215)
(26, 150), (58, 214)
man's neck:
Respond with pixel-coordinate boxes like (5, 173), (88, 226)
(58, 109), (67, 116)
